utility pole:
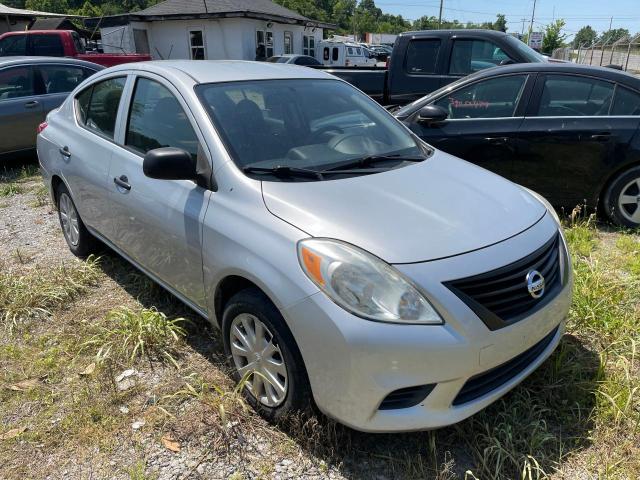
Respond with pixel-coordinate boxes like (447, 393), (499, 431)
(529, 0), (537, 37)
(438, 0), (443, 28)
(521, 18), (526, 35)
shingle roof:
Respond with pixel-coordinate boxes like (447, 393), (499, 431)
(84, 0), (335, 29)
(136, 0), (308, 22)
(0, 2), (70, 17)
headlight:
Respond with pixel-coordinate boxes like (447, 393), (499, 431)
(297, 238), (443, 324)
(524, 187), (560, 225)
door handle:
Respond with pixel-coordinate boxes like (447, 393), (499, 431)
(590, 133), (611, 141)
(485, 137), (509, 145)
(114, 175), (131, 191)
(24, 100), (39, 109)
(59, 146), (71, 158)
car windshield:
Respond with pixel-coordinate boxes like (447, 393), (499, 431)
(196, 79), (427, 180)
(503, 35), (545, 63)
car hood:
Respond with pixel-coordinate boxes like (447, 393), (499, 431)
(261, 152), (546, 263)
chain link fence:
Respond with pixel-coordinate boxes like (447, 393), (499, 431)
(559, 34), (640, 74)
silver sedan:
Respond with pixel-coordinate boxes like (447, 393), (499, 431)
(37, 60), (572, 432)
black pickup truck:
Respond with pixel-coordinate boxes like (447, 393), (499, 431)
(316, 30), (547, 106)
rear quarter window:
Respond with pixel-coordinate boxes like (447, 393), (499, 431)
(31, 34), (64, 56)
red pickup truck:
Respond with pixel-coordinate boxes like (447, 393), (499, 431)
(0, 30), (151, 67)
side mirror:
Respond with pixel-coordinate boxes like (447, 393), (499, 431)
(417, 105), (448, 125)
(143, 147), (196, 181)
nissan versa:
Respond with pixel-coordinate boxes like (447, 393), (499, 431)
(37, 61), (573, 432)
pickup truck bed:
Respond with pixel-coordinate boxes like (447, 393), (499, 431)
(314, 29), (546, 106)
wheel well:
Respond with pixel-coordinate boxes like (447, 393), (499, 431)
(214, 275), (265, 327)
(597, 160), (640, 213)
(51, 175), (63, 202)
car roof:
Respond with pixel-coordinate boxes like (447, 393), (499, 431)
(103, 60), (333, 83)
(0, 56), (103, 70)
(469, 62), (640, 89)
(400, 29), (509, 39)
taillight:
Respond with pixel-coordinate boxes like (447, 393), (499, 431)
(37, 122), (48, 134)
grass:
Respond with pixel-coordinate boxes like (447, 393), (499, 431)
(0, 183), (24, 197)
(0, 256), (102, 331)
(83, 306), (187, 365)
(1, 167), (639, 479)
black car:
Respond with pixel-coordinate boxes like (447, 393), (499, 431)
(395, 63), (640, 227)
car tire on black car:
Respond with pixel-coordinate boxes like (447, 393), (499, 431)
(604, 166), (640, 228)
(55, 183), (98, 257)
(222, 288), (313, 421)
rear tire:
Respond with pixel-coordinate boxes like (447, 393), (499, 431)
(221, 287), (312, 422)
(55, 183), (98, 257)
(603, 166), (640, 228)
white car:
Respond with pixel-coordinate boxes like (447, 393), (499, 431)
(37, 61), (572, 432)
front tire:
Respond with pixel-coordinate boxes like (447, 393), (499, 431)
(222, 288), (312, 421)
(55, 183), (98, 257)
(603, 166), (640, 228)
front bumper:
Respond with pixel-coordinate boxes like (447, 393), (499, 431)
(282, 213), (572, 432)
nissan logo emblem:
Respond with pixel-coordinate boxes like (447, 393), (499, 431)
(526, 270), (545, 299)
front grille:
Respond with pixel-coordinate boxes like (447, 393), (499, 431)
(452, 326), (559, 406)
(445, 233), (563, 331)
(379, 384), (436, 410)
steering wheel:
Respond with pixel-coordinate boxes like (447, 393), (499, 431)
(311, 125), (345, 142)
(328, 133), (371, 153)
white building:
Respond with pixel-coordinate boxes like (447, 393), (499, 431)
(85, 0), (334, 61)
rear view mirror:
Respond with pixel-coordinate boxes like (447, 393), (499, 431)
(143, 147), (196, 181)
(499, 58), (516, 66)
(417, 105), (448, 125)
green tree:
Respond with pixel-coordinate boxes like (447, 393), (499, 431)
(599, 27), (630, 44)
(573, 25), (597, 48)
(542, 19), (567, 54)
(493, 14), (507, 32)
(24, 0), (69, 13)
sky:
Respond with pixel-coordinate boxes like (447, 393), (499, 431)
(375, 0), (640, 41)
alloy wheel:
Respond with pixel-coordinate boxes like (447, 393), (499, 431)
(59, 193), (80, 246)
(617, 177), (640, 224)
(229, 313), (288, 407)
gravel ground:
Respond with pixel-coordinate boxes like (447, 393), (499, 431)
(0, 160), (382, 480)
(0, 176), (72, 273)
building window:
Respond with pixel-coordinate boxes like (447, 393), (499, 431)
(256, 30), (274, 59)
(189, 30), (205, 60)
(284, 31), (293, 55)
(303, 35), (315, 57)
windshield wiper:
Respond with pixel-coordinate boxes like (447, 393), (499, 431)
(243, 165), (324, 180)
(322, 154), (426, 172)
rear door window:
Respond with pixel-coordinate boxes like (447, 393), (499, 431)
(611, 86), (640, 115)
(0, 35), (27, 56)
(0, 66), (35, 100)
(536, 75), (615, 117)
(434, 75), (527, 119)
(76, 77), (126, 138)
(449, 39), (512, 74)
(405, 39), (441, 74)
(125, 77), (199, 160)
(38, 65), (94, 94)
(30, 34), (64, 56)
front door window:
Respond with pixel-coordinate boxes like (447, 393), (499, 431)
(434, 75), (528, 119)
(449, 39), (514, 74)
